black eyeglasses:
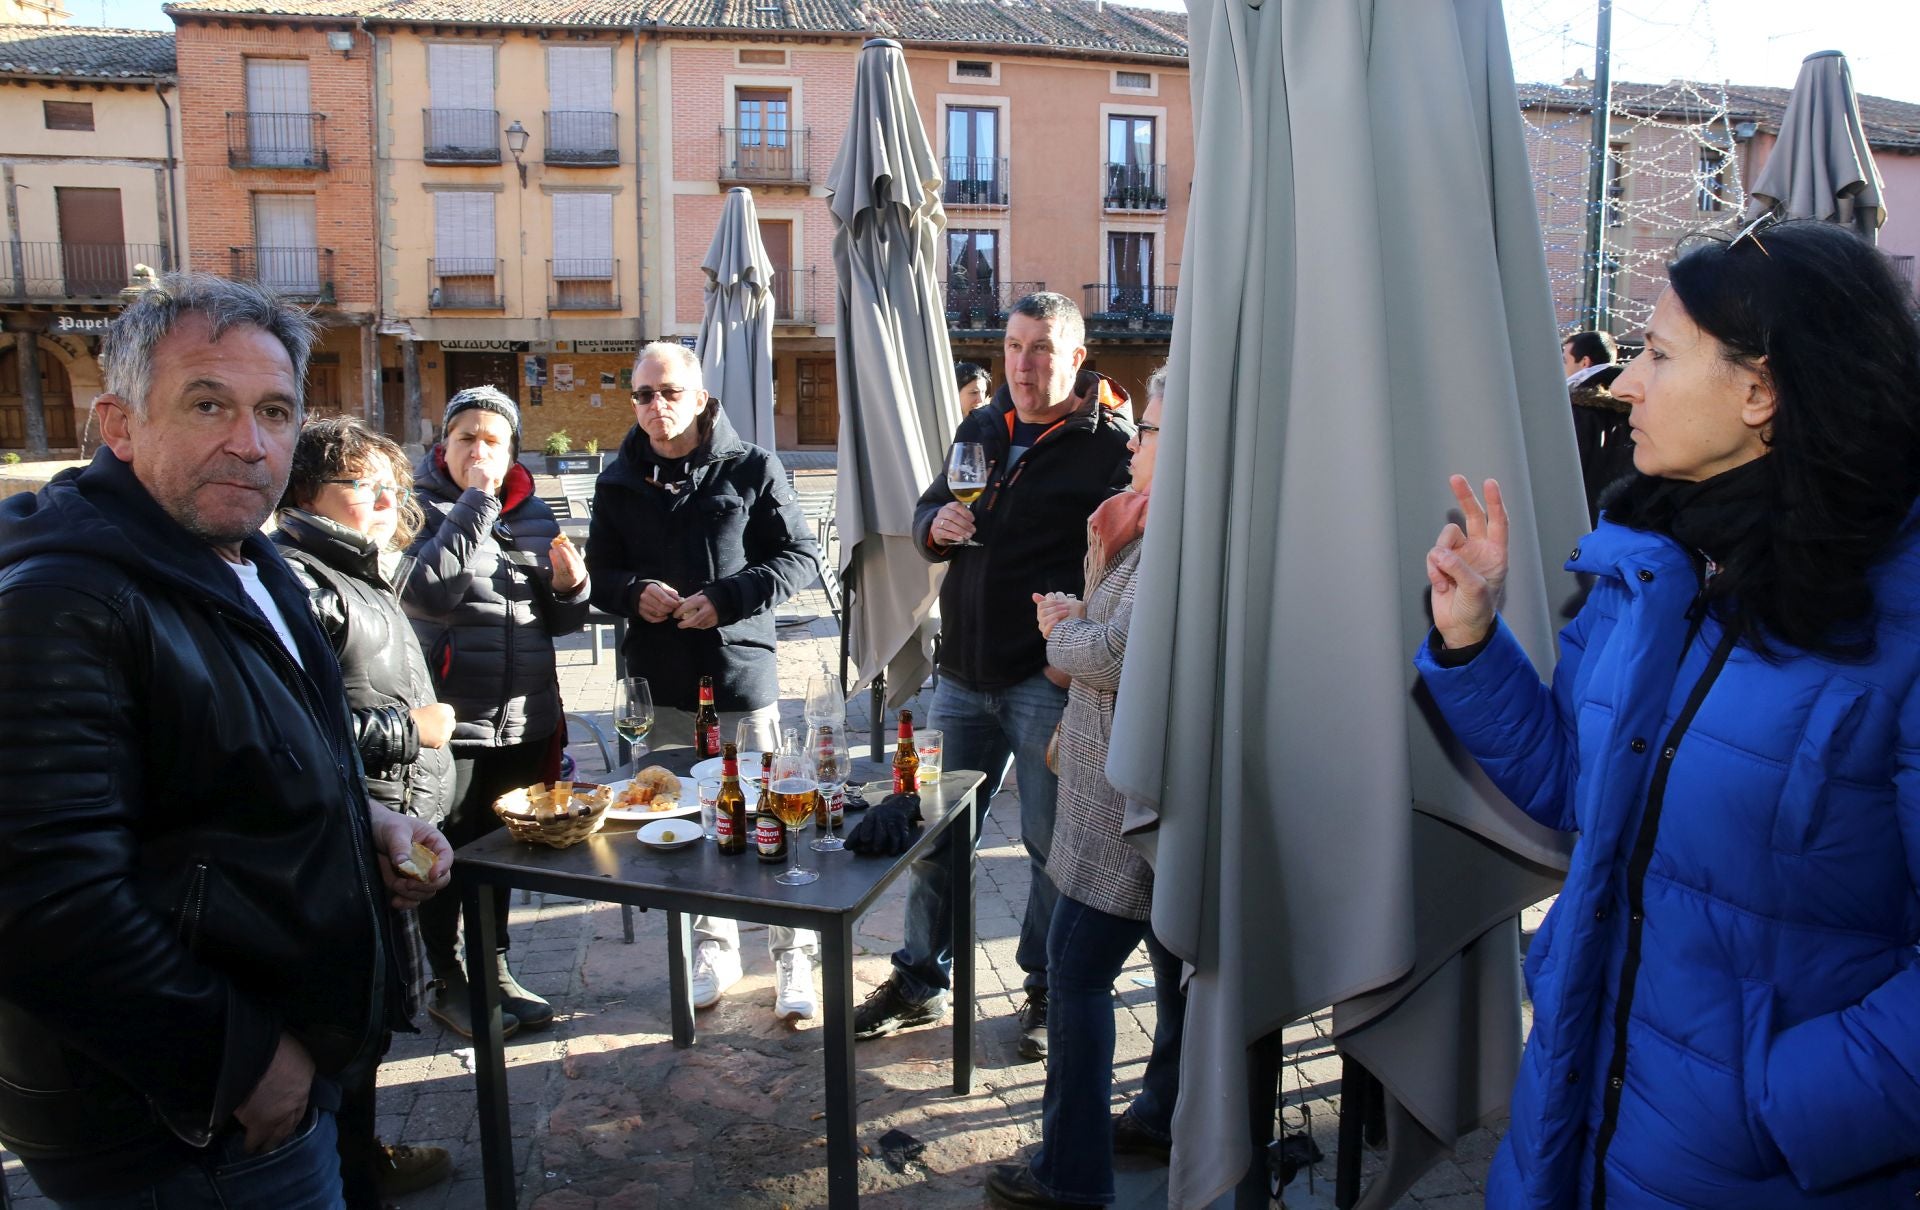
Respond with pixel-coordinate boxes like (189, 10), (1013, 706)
(323, 477), (398, 500)
(631, 386), (690, 406)
(1135, 420), (1161, 436)
(1727, 211), (1775, 257)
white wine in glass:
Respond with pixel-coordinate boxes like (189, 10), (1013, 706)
(616, 677), (654, 759)
(946, 442), (988, 547)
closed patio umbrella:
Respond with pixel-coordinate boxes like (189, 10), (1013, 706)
(827, 37), (958, 714)
(1103, 1), (1585, 1205)
(696, 186), (777, 448)
(1744, 50), (1885, 242)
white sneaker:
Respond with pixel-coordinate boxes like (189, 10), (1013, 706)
(690, 940), (742, 1009)
(774, 949), (818, 1021)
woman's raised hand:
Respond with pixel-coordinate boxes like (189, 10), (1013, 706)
(1426, 475), (1509, 650)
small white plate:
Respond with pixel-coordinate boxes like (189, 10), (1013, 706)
(689, 752), (763, 782)
(637, 819), (702, 849)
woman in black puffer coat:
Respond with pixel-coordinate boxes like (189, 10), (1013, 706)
(403, 387), (589, 1039)
(275, 416), (457, 1209)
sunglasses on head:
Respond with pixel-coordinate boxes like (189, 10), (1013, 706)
(631, 386), (690, 406)
(1727, 211), (1775, 257)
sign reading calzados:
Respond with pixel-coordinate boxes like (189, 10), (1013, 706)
(439, 339), (519, 352)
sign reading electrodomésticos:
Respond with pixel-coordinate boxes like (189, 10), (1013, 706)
(568, 340), (639, 355)
(54, 315), (112, 333)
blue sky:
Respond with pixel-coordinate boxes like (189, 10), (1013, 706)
(81, 0), (1920, 106)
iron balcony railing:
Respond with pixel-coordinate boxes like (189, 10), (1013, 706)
(0, 241), (167, 301)
(1102, 162), (1169, 211)
(429, 258), (505, 310)
(718, 127), (811, 185)
(424, 108), (501, 164)
(942, 157), (1009, 207)
(230, 245), (335, 302)
(544, 111), (618, 166)
(548, 257), (619, 311)
(770, 266), (816, 326)
(226, 112), (329, 170)
(944, 278), (1046, 329)
(1082, 282), (1176, 328)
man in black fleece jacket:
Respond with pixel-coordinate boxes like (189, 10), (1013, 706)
(853, 292), (1134, 1060)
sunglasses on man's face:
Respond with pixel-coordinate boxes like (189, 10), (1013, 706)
(632, 386), (690, 406)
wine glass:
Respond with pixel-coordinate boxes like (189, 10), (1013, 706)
(805, 669), (845, 726)
(808, 723), (850, 853)
(769, 747), (819, 885)
(616, 677), (654, 763)
(945, 443), (989, 547)
(735, 717), (762, 765)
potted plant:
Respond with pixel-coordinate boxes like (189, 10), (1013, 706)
(541, 429), (602, 475)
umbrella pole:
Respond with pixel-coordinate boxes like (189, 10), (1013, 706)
(1236, 1029), (1283, 1207)
(870, 672), (886, 763)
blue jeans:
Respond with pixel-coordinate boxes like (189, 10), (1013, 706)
(1029, 894), (1187, 1205)
(54, 1106), (346, 1210)
(891, 670), (1067, 1000)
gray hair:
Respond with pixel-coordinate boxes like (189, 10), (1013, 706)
(102, 271), (319, 416)
(1145, 362), (1169, 405)
(1008, 291), (1085, 351)
(635, 340), (704, 387)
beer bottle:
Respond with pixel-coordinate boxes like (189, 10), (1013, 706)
(754, 749), (787, 863)
(693, 675), (721, 760)
(892, 709), (920, 795)
(715, 743), (748, 856)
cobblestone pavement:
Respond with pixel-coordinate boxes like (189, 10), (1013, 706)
(2, 468), (1517, 1209)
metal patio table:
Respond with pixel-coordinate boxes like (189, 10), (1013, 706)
(453, 759), (984, 1209)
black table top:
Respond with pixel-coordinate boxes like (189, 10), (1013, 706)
(453, 767), (984, 921)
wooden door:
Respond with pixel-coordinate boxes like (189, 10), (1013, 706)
(381, 367), (407, 441)
(305, 363), (343, 415)
(444, 350), (517, 398)
(796, 355), (837, 446)
(736, 89), (791, 177)
(759, 218), (793, 318)
(0, 346), (76, 448)
(55, 187), (126, 297)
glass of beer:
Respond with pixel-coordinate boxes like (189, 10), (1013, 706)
(769, 748), (820, 885)
(914, 728), (943, 786)
(945, 442), (988, 547)
(616, 677), (654, 760)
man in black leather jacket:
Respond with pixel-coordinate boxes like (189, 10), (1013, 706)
(0, 273), (450, 1206)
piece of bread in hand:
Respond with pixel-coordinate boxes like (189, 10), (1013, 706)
(395, 841), (438, 881)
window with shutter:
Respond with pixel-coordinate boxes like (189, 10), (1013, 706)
(43, 100), (94, 131)
(245, 59), (314, 166)
(428, 44), (496, 154)
(253, 194), (319, 293)
(547, 46), (615, 157)
(433, 192), (497, 306)
(551, 192), (615, 308)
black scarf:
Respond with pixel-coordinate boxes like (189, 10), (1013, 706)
(1601, 457), (1771, 575)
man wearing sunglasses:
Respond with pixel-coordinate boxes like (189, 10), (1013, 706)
(586, 341), (823, 1021)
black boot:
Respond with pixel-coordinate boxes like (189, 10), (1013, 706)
(495, 954), (554, 1031)
(426, 970), (522, 1041)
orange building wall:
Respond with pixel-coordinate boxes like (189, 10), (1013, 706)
(173, 18), (378, 315)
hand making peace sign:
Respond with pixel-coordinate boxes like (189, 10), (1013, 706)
(1426, 475), (1509, 651)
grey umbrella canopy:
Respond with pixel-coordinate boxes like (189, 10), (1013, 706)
(1103, 1), (1584, 1205)
(827, 37), (958, 707)
(1744, 50), (1885, 242)
(696, 186), (777, 448)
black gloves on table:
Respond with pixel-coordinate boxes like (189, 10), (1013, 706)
(845, 792), (922, 856)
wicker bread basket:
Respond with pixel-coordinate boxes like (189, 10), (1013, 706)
(493, 782), (614, 848)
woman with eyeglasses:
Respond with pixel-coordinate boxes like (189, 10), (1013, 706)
(988, 365), (1187, 1210)
(1419, 219), (1920, 1206)
(403, 386), (589, 1040)
(274, 416), (457, 1208)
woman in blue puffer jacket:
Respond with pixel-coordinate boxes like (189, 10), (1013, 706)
(1417, 219), (1920, 1208)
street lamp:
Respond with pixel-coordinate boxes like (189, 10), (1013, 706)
(505, 120), (529, 187)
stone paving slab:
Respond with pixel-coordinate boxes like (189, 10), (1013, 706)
(1, 601), (1511, 1210)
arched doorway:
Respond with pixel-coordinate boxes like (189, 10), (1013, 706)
(0, 342), (77, 449)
